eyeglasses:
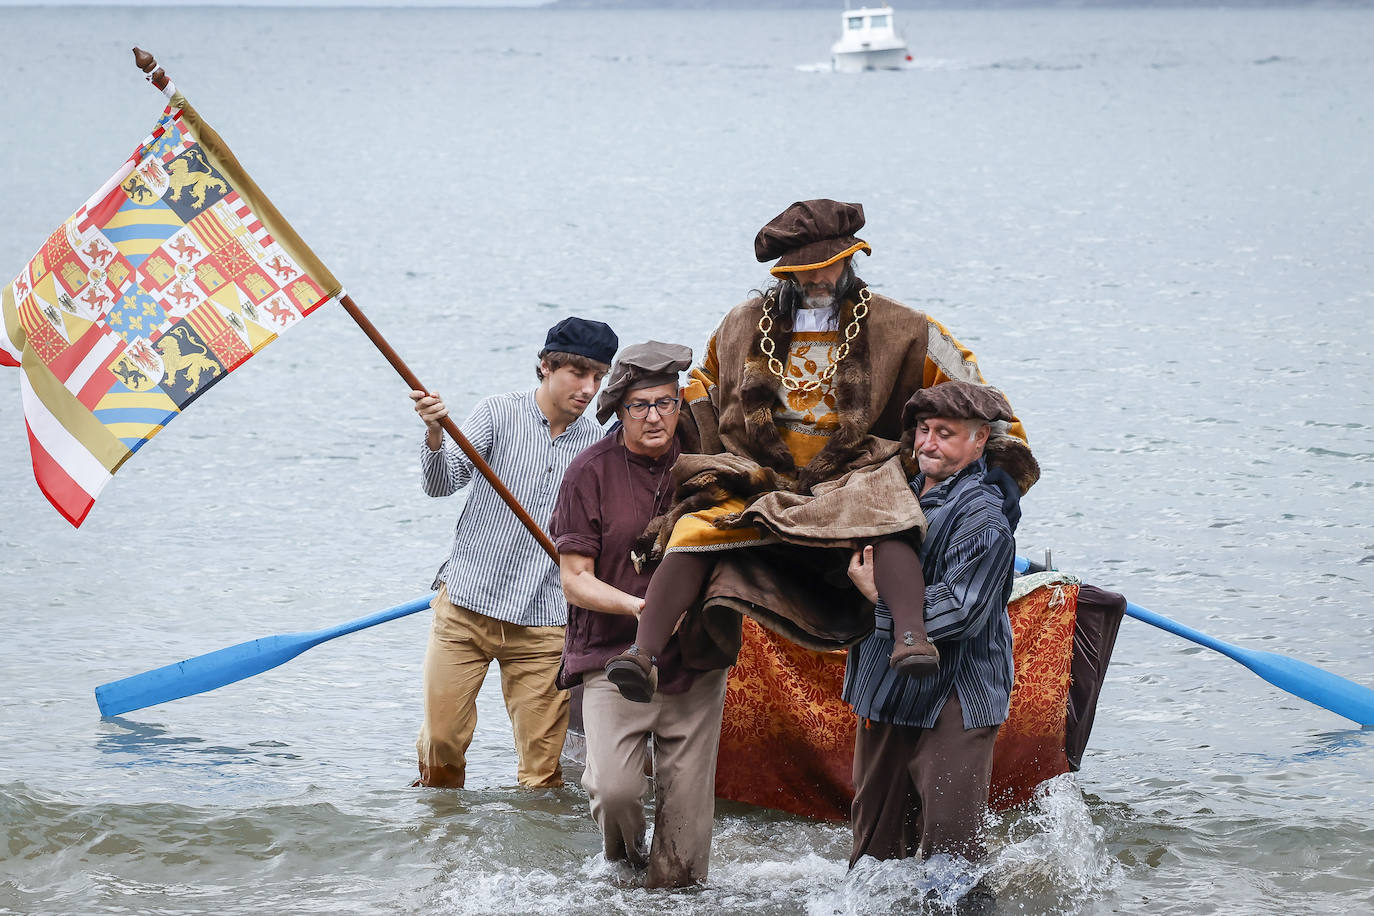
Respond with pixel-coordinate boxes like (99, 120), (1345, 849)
(623, 396), (681, 420)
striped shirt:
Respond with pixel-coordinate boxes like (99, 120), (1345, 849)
(842, 457), (1017, 730)
(421, 389), (603, 627)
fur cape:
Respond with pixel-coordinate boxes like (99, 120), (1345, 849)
(656, 285), (1040, 653)
(651, 285), (1040, 556)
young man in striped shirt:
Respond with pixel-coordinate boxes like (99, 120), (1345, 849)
(843, 381), (1024, 879)
(409, 317), (617, 789)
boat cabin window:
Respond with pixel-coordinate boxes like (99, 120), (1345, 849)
(870, 14), (890, 29)
(847, 15), (864, 30)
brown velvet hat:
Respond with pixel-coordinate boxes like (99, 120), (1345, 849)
(899, 381), (1041, 494)
(596, 340), (693, 425)
(754, 199), (872, 277)
(901, 381), (1015, 430)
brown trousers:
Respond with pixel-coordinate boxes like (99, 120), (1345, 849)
(415, 584), (569, 788)
(581, 668), (729, 888)
(849, 692), (1000, 867)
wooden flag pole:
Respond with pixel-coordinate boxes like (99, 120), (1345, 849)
(130, 48), (558, 563)
(337, 294), (559, 561)
(132, 47), (169, 90)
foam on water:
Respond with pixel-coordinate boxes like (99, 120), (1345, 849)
(411, 777), (1119, 915)
(794, 775), (1120, 915)
(982, 775), (1122, 910)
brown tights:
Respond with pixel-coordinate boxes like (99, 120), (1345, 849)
(872, 538), (928, 645)
(631, 552), (714, 659)
(632, 540), (926, 659)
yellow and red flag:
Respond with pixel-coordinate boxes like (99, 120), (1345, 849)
(1, 83), (340, 526)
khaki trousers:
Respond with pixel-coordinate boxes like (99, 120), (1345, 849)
(581, 668), (729, 888)
(849, 692), (1000, 867)
(415, 584), (569, 788)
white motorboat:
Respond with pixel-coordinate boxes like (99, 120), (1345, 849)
(830, 4), (910, 73)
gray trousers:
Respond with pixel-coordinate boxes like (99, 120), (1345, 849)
(850, 691), (1000, 867)
(581, 667), (728, 888)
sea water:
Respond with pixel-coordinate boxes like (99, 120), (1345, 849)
(1, 6), (1371, 914)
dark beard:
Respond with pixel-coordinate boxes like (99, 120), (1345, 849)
(788, 261), (857, 314)
(751, 262), (860, 330)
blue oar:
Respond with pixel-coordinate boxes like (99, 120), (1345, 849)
(1016, 556), (1374, 726)
(94, 594), (436, 717)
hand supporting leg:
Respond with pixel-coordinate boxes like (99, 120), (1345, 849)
(873, 538), (939, 677)
(606, 552), (714, 702)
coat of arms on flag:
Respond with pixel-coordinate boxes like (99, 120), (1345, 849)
(1, 79), (341, 527)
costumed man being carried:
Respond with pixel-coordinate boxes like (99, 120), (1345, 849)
(604, 199), (1039, 701)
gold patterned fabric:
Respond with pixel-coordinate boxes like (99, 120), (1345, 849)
(771, 331), (843, 468)
(989, 577), (1078, 808)
(714, 618), (855, 820)
(663, 495), (768, 552)
(666, 331), (842, 553)
(713, 578), (1082, 820)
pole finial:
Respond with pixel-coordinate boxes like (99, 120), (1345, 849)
(131, 47), (169, 91)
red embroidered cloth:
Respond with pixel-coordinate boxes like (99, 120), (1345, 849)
(714, 578), (1081, 820)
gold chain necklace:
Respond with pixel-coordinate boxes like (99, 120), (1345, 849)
(757, 286), (871, 393)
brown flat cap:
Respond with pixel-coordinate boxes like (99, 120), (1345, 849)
(754, 199), (872, 277)
(902, 381), (1015, 430)
(596, 340), (693, 424)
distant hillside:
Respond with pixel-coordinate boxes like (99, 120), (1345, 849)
(545, 1), (1372, 9)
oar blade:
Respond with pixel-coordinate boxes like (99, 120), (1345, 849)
(1123, 599), (1374, 726)
(1237, 648), (1374, 727)
(95, 632), (319, 718)
(93, 595), (435, 717)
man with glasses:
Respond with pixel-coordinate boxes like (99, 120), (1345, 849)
(550, 341), (731, 888)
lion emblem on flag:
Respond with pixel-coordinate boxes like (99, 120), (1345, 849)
(155, 327), (221, 395)
(166, 148), (228, 209)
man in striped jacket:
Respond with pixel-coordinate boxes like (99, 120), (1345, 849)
(409, 317), (617, 789)
(842, 380), (1021, 874)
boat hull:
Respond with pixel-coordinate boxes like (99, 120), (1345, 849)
(564, 573), (1126, 821)
(831, 46), (908, 72)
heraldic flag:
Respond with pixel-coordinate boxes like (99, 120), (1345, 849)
(1, 84), (341, 527)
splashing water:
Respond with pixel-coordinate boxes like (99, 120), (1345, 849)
(800, 774), (1120, 915)
(982, 774), (1122, 911)
(418, 792), (1119, 915)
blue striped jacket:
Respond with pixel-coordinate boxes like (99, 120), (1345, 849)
(842, 457), (1017, 729)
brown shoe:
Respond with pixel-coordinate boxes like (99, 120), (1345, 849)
(605, 645), (656, 703)
(889, 631), (940, 677)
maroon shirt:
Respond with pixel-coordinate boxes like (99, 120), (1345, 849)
(551, 430), (697, 693)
